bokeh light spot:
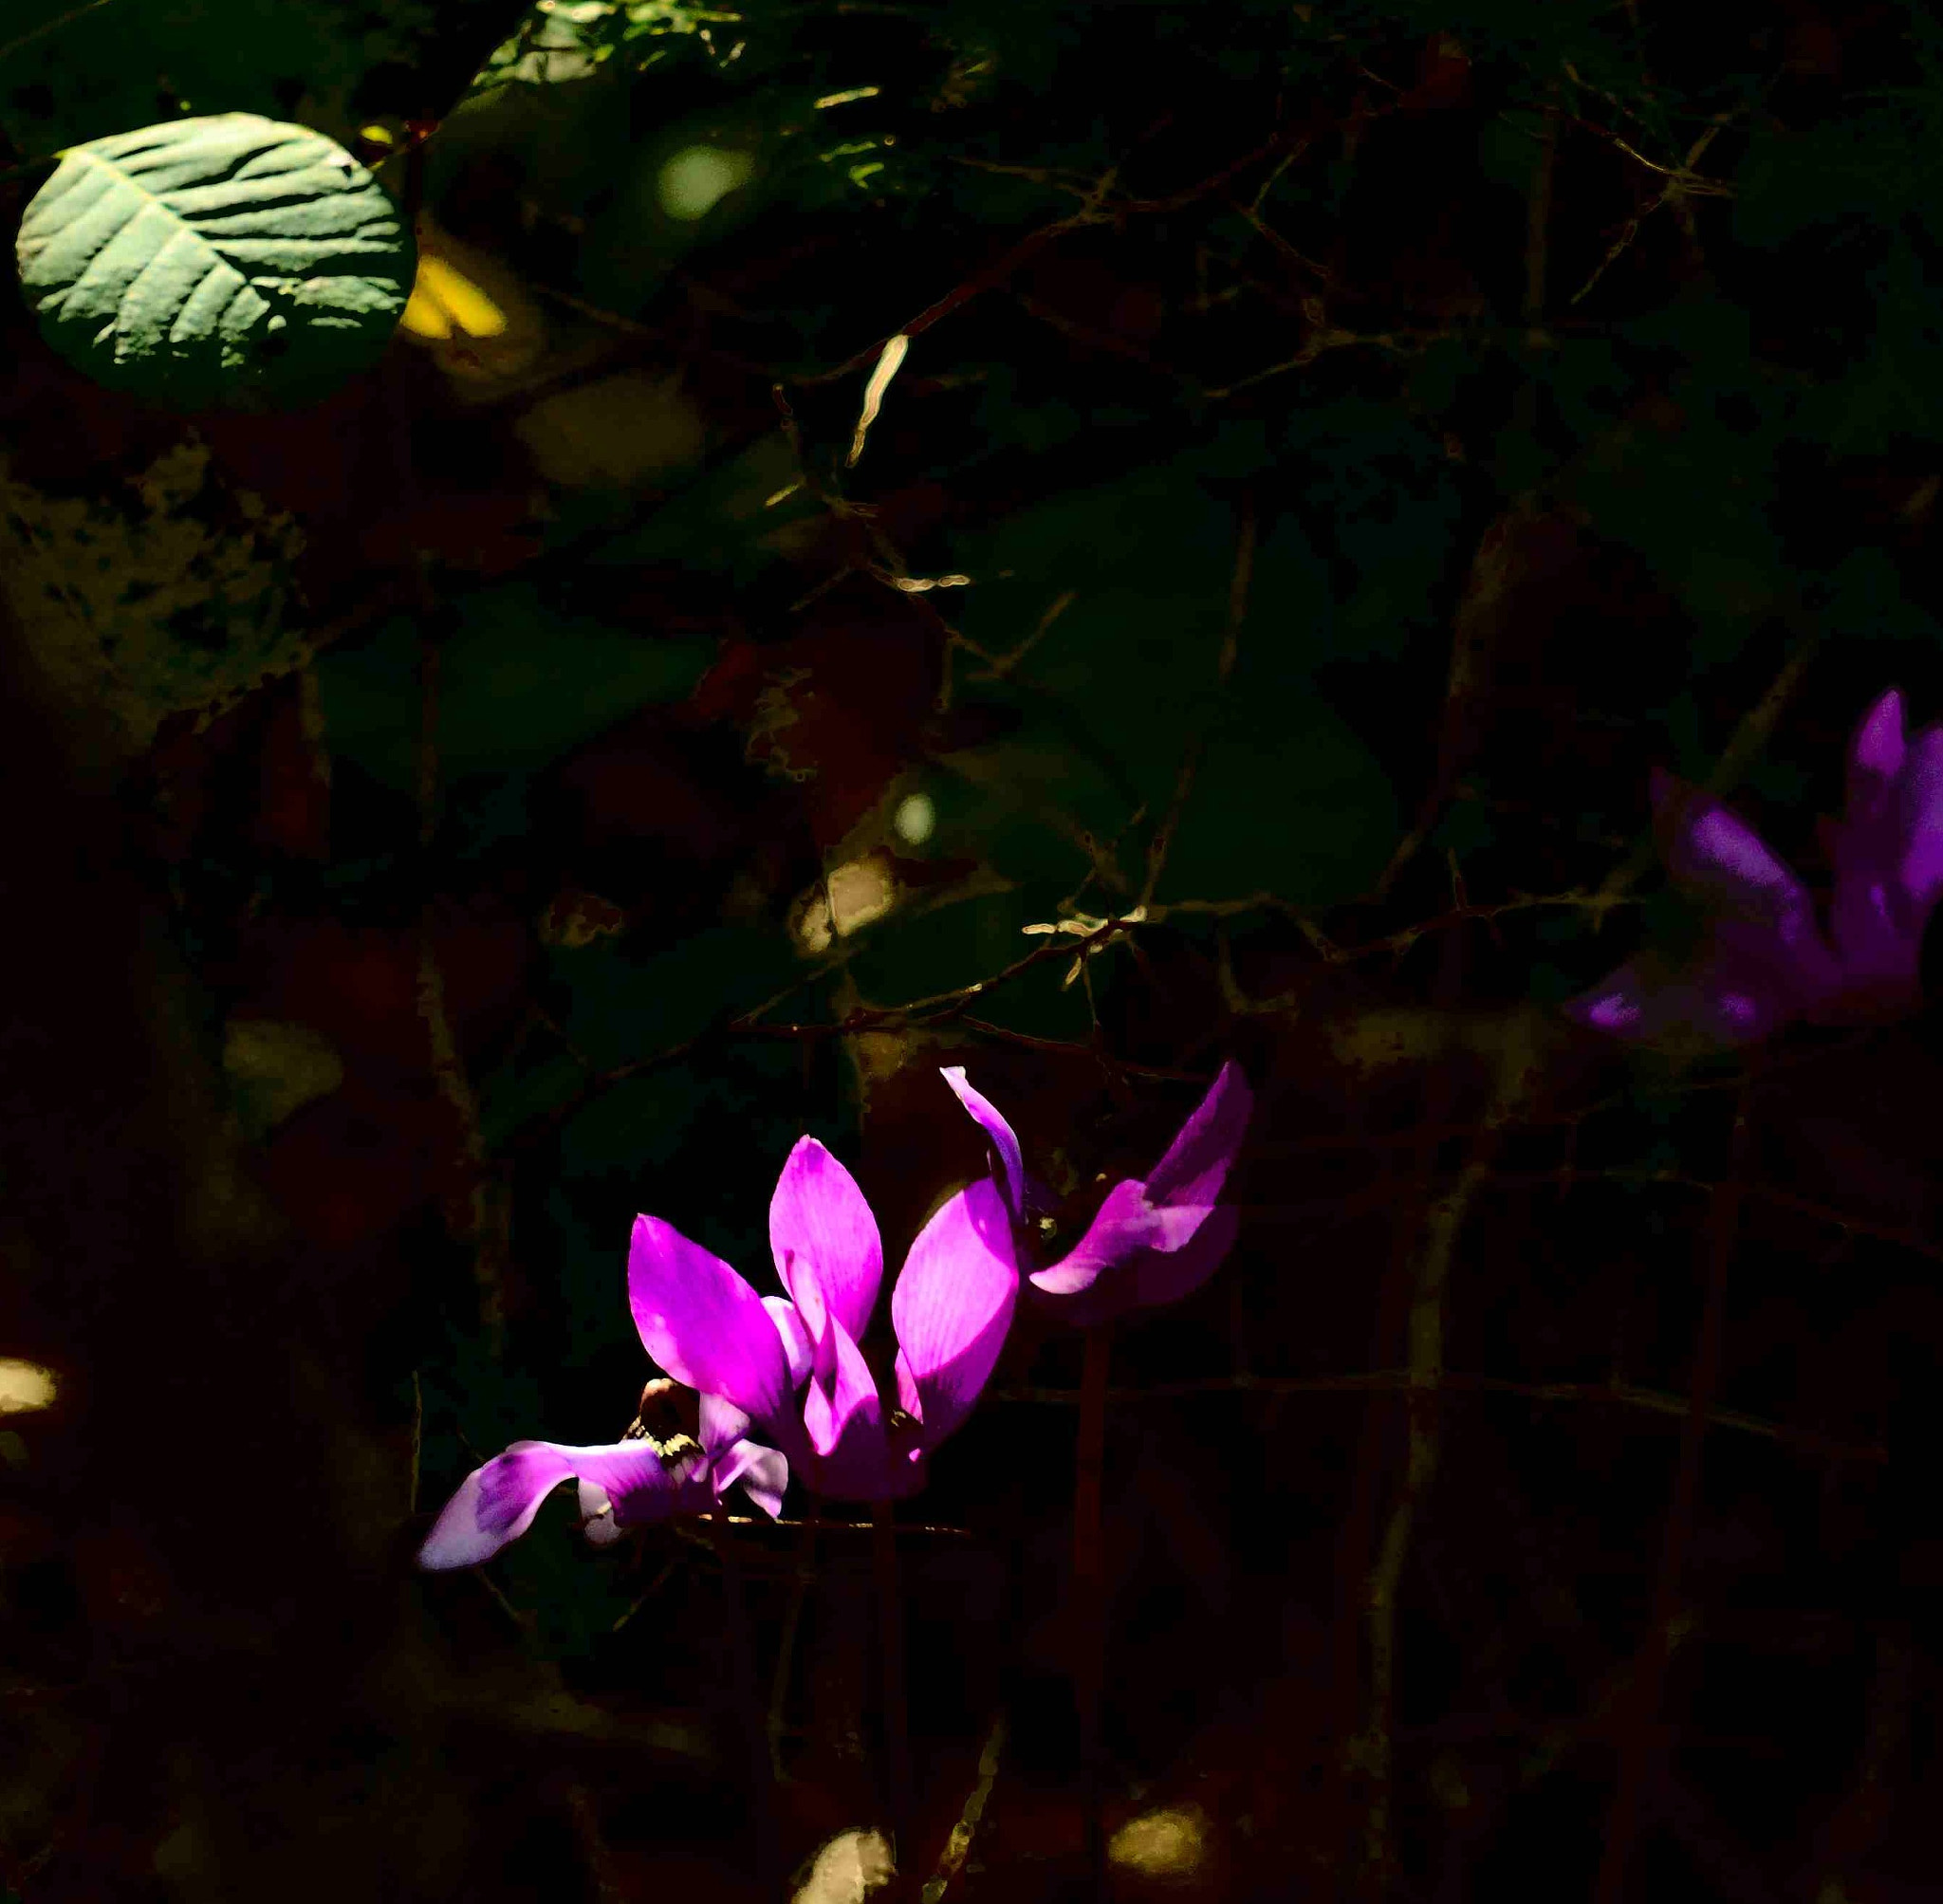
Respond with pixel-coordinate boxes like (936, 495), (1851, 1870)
(894, 792), (935, 845)
(0, 1359), (58, 1415)
(657, 146), (755, 221)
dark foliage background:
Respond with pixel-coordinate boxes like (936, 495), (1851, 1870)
(2, 0), (1942, 1898)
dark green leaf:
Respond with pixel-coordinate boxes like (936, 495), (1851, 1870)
(317, 584), (716, 789)
(553, 924), (799, 1066)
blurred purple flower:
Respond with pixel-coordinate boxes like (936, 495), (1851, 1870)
(941, 1061), (1252, 1327)
(1567, 690), (1943, 1047)
(628, 1138), (1019, 1501)
(417, 1395), (785, 1571)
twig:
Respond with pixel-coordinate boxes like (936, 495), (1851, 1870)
(1326, 982), (1452, 1889)
(1569, 123), (1727, 307)
(920, 1710), (1008, 1903)
(787, 118), (1303, 389)
(1357, 1022), (1535, 1890)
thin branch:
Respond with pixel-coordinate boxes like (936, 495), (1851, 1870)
(920, 1710), (1008, 1903)
(1359, 1031), (1533, 1890)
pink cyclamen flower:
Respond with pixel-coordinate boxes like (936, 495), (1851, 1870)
(417, 1395), (786, 1571)
(1567, 690), (1943, 1047)
(941, 1061), (1252, 1327)
(628, 1137), (1019, 1502)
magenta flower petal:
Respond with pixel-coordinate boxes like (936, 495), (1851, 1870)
(890, 1179), (1018, 1453)
(1823, 701), (1943, 1006)
(1036, 1204), (1244, 1327)
(763, 1296), (814, 1387)
(628, 1214), (794, 1427)
(707, 1433), (789, 1520)
(1028, 1180), (1206, 1296)
(940, 1066), (1027, 1219)
(801, 1313), (883, 1461)
(1564, 961), (1657, 1039)
(1661, 785), (1819, 940)
(1895, 728), (1943, 907)
(1141, 1061), (1253, 1209)
(696, 1392), (790, 1513)
(1025, 1065), (1250, 1320)
(418, 1438), (710, 1570)
(1566, 944), (1805, 1047)
(1130, 1202), (1241, 1311)
(769, 1137), (883, 1347)
(418, 1442), (576, 1569)
(575, 1439), (719, 1544)
(1849, 689), (1907, 797)
(1572, 769), (1850, 1047)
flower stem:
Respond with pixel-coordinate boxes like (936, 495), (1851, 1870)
(768, 1496), (821, 1781)
(873, 1497), (913, 1876)
(1073, 1322), (1113, 1896)
(712, 1506), (778, 1893)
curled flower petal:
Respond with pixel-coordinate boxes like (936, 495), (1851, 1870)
(1662, 786), (1820, 939)
(1823, 704), (1943, 1005)
(1849, 689), (1906, 800)
(803, 1315), (879, 1457)
(1129, 1202), (1241, 1313)
(1142, 1062), (1253, 1210)
(769, 1137), (883, 1346)
(764, 1296), (814, 1388)
(1566, 945), (1807, 1048)
(1564, 961), (1656, 1039)
(940, 1067), (1027, 1220)
(419, 1438), (706, 1570)
(698, 1392), (751, 1457)
(793, 1314), (904, 1498)
(418, 1442), (574, 1569)
(711, 1437), (789, 1520)
(1572, 772), (1846, 1047)
(890, 1179), (1018, 1454)
(628, 1215), (794, 1428)
(1028, 1181), (1208, 1296)
(1032, 1205), (1244, 1327)
(1894, 728), (1943, 909)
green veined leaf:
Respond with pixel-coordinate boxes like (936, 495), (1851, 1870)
(14, 114), (414, 412)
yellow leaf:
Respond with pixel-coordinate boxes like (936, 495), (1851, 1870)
(396, 214), (549, 394)
(400, 253), (509, 341)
